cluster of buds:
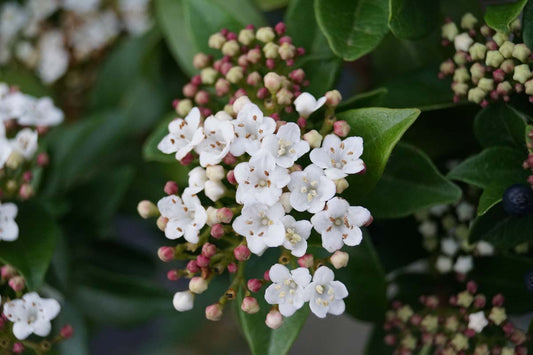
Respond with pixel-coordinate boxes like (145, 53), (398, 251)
(384, 281), (530, 354)
(0, 0), (152, 84)
(415, 197), (495, 277)
(439, 13), (533, 106)
(139, 25), (370, 328)
(0, 264), (72, 353)
(174, 22), (318, 124)
(524, 126), (533, 188)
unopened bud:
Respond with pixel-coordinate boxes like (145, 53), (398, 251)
(176, 99), (193, 116)
(189, 277), (208, 294)
(333, 120), (350, 137)
(468, 87), (486, 104)
(1, 265), (16, 279)
(227, 262), (238, 273)
(478, 78), (494, 92)
(486, 50), (504, 67)
(196, 254), (210, 268)
(247, 278), (263, 293)
(137, 200), (159, 219)
(60, 325), (74, 339)
(206, 206), (220, 226)
(460, 13), (478, 30)
(216, 207), (233, 224)
(202, 243), (217, 258)
(234, 245), (251, 261)
(280, 192), (292, 213)
(193, 53), (210, 69)
(226, 66), (244, 83)
(156, 216), (168, 231)
(513, 43), (531, 63)
(453, 67), (470, 83)
(264, 72), (282, 92)
(208, 33), (226, 49)
(233, 95), (251, 113)
(325, 90), (342, 106)
(164, 181), (179, 195)
(278, 42), (295, 60)
(298, 254), (314, 268)
(238, 29), (255, 45)
(205, 180), (226, 202)
(265, 310), (283, 329)
(330, 251), (349, 269)
(8, 276), (25, 292)
(256, 27), (275, 42)
(493, 32), (508, 46)
(514, 64), (532, 84)
(442, 22), (459, 41)
(205, 303), (223, 321)
(247, 48), (262, 63)
(276, 88), (293, 105)
(468, 43), (487, 61)
(201, 67), (218, 85)
(173, 291), (194, 311)
(334, 178), (349, 194)
(499, 41), (515, 58)
(303, 130), (323, 148)
(157, 246), (176, 262)
(263, 42), (279, 59)
(241, 296), (260, 314)
(206, 165), (225, 181)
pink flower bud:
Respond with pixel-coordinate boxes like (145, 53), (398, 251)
(23, 171), (32, 182)
(289, 69), (305, 83)
(333, 120), (350, 137)
(156, 216), (168, 231)
(167, 270), (180, 281)
(9, 276), (25, 292)
(503, 322), (515, 335)
(37, 153), (49, 166)
(464, 328), (476, 337)
(18, 184), (33, 200)
(265, 310), (283, 329)
(257, 87), (269, 99)
(216, 207), (234, 224)
(164, 181), (179, 195)
(215, 78), (230, 96)
(492, 294), (505, 306)
(263, 270), (270, 281)
(234, 245), (251, 261)
(182, 83), (198, 98)
(466, 281), (478, 293)
(247, 278), (263, 293)
(191, 75), (202, 86)
(12, 343), (24, 354)
(196, 254), (210, 268)
(384, 334), (396, 345)
(325, 90), (342, 106)
(298, 254), (314, 268)
(180, 152), (194, 166)
(264, 72), (282, 92)
(330, 251), (349, 269)
(60, 324), (74, 339)
(187, 260), (200, 273)
(202, 243), (217, 258)
(266, 58), (275, 69)
(1, 265), (16, 279)
(223, 153), (237, 165)
(241, 296), (260, 314)
(193, 53), (210, 69)
(473, 295), (486, 308)
(297, 117), (306, 128)
(205, 303), (223, 321)
(247, 48), (262, 64)
(157, 246), (176, 262)
(279, 36), (292, 45)
(226, 170), (237, 185)
(227, 262), (238, 273)
(194, 90), (210, 106)
(210, 224), (224, 239)
(275, 22), (286, 35)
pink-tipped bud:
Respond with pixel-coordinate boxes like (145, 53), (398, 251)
(289, 69), (305, 83)
(274, 22), (286, 35)
(37, 153), (49, 166)
(205, 303), (223, 321)
(297, 117), (307, 128)
(257, 87), (269, 99)
(8, 276), (25, 292)
(202, 243), (217, 258)
(241, 296), (260, 314)
(266, 58), (275, 69)
(60, 324), (74, 339)
(265, 310), (283, 329)
(464, 328), (476, 338)
(263, 270), (270, 281)
(330, 251), (349, 269)
(234, 245), (251, 261)
(18, 184), (33, 200)
(247, 278), (263, 293)
(227, 262), (238, 273)
(195, 90), (210, 106)
(503, 322), (515, 335)
(226, 170), (237, 185)
(473, 295), (486, 308)
(157, 246), (176, 262)
(384, 334), (396, 345)
(196, 254), (210, 268)
(210, 223), (224, 239)
(193, 53), (210, 69)
(215, 78), (230, 96)
(180, 152), (194, 166)
(12, 343), (24, 354)
(279, 36), (292, 45)
(137, 200), (159, 219)
(264, 72), (282, 92)
(1, 265), (16, 279)
(187, 260), (200, 273)
(333, 120), (350, 137)
(223, 153), (237, 165)
(247, 71), (262, 87)
(23, 171), (32, 182)
(466, 281), (478, 294)
(167, 270), (180, 281)
(492, 294), (505, 307)
(325, 90), (342, 106)
(216, 207), (234, 224)
(164, 181), (179, 195)
(298, 254), (314, 268)
(191, 75), (202, 86)
(156, 216), (168, 231)
(182, 83), (198, 98)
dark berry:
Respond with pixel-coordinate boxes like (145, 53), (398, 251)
(524, 268), (533, 292)
(502, 184), (533, 216)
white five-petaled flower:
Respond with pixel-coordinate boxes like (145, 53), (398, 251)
(234, 151), (290, 206)
(157, 189), (207, 243)
(287, 164), (336, 213)
(10, 128), (38, 159)
(310, 134), (364, 179)
(0, 124), (12, 169)
(3, 292), (60, 340)
(196, 115), (234, 167)
(17, 97), (64, 126)
(303, 266), (348, 318)
(311, 197), (370, 253)
(281, 215), (312, 257)
(294, 92), (326, 118)
(230, 103), (275, 157)
(261, 122), (309, 168)
(265, 264), (311, 316)
(0, 202), (18, 241)
(188, 166), (207, 194)
(232, 202), (285, 255)
(158, 107), (205, 161)
(453, 255), (473, 274)
(468, 311), (488, 333)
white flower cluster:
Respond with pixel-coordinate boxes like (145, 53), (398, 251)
(0, 0), (152, 84)
(157, 93), (371, 320)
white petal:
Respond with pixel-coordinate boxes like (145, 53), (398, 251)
(12, 322), (33, 340)
(330, 281), (349, 299)
(269, 264), (291, 283)
(313, 266), (335, 284)
(328, 300), (345, 315)
(309, 297), (328, 318)
(291, 268), (311, 287)
(32, 320), (52, 337)
(279, 302), (298, 317)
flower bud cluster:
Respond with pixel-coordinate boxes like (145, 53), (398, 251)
(524, 126), (533, 188)
(0, 0), (152, 84)
(415, 196), (494, 276)
(384, 281), (529, 354)
(140, 25), (372, 328)
(439, 13), (533, 106)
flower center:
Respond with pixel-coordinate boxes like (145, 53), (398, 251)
(334, 218), (343, 226)
(285, 227), (302, 244)
(260, 217), (270, 226)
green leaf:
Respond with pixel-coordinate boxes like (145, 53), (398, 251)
(156, 0), (266, 77)
(469, 203), (533, 248)
(362, 143), (462, 219)
(254, 0), (288, 11)
(143, 112), (177, 163)
(523, 0), (533, 52)
(0, 67), (51, 98)
(389, 0), (440, 40)
(236, 288), (309, 355)
(285, 0), (342, 96)
(314, 0), (389, 61)
(336, 236), (387, 322)
(0, 201), (60, 290)
(447, 147), (529, 214)
(474, 104), (526, 149)
(338, 107), (420, 201)
(338, 88), (388, 112)
(484, 0), (527, 33)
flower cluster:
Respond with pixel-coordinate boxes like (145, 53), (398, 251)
(415, 197), (494, 276)
(384, 281), (530, 355)
(0, 0), (152, 84)
(0, 264), (72, 353)
(1, 82), (63, 241)
(139, 23), (372, 328)
(439, 13), (533, 106)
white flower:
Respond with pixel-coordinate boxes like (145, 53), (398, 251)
(0, 202), (18, 241)
(475, 241), (495, 256)
(311, 197), (370, 253)
(3, 292), (60, 340)
(28, 0), (59, 20)
(287, 164), (336, 213)
(303, 266), (348, 318)
(418, 220), (437, 237)
(230, 103), (275, 157)
(157, 190), (207, 243)
(158, 107), (204, 161)
(435, 255), (452, 273)
(441, 237), (459, 257)
(232, 202), (285, 255)
(10, 128), (38, 159)
(172, 291), (194, 312)
(456, 201), (475, 222)
(454, 33), (474, 52)
(70, 11), (120, 60)
(281, 215), (312, 257)
(468, 311), (488, 333)
(187, 166), (207, 194)
(294, 92), (326, 118)
(234, 151), (290, 206)
(0, 3), (28, 42)
(37, 31), (69, 84)
(196, 115), (234, 167)
(265, 264), (311, 316)
(17, 97), (64, 126)
(62, 0), (101, 13)
(453, 255), (473, 274)
(261, 122), (309, 168)
(0, 92), (31, 121)
(310, 134), (364, 179)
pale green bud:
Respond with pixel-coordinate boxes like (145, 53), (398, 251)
(221, 40), (240, 57)
(525, 79), (533, 95)
(513, 64), (532, 83)
(176, 99), (193, 116)
(512, 43), (531, 62)
(453, 67), (470, 83)
(208, 33), (226, 49)
(452, 82), (469, 96)
(200, 67), (218, 85)
(478, 78), (494, 91)
(485, 50), (504, 67)
(442, 22), (459, 41)
(469, 43), (487, 61)
(492, 32), (508, 46)
(461, 13), (478, 30)
(256, 27), (275, 42)
(468, 87), (486, 103)
(238, 29), (255, 45)
(263, 42), (279, 59)
(498, 41), (515, 58)
(226, 66), (244, 83)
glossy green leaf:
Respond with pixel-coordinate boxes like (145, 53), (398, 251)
(0, 201), (60, 290)
(338, 107), (420, 201)
(254, 0), (288, 10)
(338, 88), (388, 112)
(156, 0), (266, 76)
(523, 0), (533, 52)
(315, 0), (389, 61)
(285, 0), (342, 96)
(389, 0), (440, 40)
(362, 143), (462, 219)
(0, 67), (51, 98)
(447, 147), (529, 214)
(484, 0), (528, 33)
(474, 104), (526, 149)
